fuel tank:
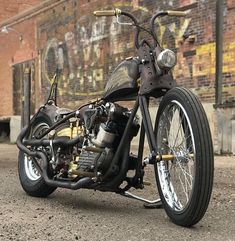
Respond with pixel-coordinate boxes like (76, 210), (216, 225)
(103, 58), (140, 101)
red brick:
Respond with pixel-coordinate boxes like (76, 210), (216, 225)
(0, 0), (234, 116)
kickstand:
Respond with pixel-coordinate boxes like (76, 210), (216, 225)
(121, 191), (163, 209)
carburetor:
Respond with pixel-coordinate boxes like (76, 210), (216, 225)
(55, 117), (84, 139)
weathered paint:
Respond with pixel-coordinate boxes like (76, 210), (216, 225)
(41, 0), (235, 103)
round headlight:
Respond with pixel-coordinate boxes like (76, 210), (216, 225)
(156, 49), (177, 69)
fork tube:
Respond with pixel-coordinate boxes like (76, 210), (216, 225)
(139, 95), (157, 153)
(134, 120), (145, 180)
(137, 120), (145, 163)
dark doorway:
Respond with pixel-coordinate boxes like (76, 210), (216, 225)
(0, 120), (10, 142)
(12, 60), (35, 115)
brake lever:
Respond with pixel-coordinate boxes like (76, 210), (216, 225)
(116, 15), (133, 26)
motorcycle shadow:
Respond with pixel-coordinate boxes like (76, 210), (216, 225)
(46, 189), (160, 217)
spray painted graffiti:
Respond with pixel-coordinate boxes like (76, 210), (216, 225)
(42, 16), (109, 101)
(40, 0), (235, 106)
(42, 9), (193, 102)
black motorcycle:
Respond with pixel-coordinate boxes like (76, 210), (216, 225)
(17, 9), (214, 227)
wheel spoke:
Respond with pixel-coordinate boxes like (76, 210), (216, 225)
(176, 161), (193, 189)
(154, 88), (213, 226)
(156, 99), (196, 211)
(175, 164), (189, 202)
(172, 108), (183, 148)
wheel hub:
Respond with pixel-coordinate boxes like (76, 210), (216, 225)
(172, 149), (190, 164)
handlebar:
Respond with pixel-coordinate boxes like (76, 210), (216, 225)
(149, 10), (187, 47)
(93, 9), (188, 48)
(93, 9), (121, 17)
(167, 10), (187, 17)
(93, 9), (187, 18)
(94, 8), (138, 26)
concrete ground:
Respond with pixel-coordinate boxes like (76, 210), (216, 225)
(0, 144), (234, 241)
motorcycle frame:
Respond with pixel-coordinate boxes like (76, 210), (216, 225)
(17, 10), (178, 193)
(93, 94), (159, 193)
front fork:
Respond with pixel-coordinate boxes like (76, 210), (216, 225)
(139, 95), (184, 164)
(127, 95), (157, 190)
(121, 95), (162, 207)
(139, 95), (158, 164)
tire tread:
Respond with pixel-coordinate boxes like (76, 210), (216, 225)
(155, 87), (214, 227)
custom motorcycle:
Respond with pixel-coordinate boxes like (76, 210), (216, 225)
(17, 9), (214, 227)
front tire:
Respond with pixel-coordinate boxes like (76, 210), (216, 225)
(154, 87), (214, 227)
(18, 116), (56, 197)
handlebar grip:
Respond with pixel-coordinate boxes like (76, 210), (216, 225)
(167, 10), (187, 17)
(93, 9), (121, 17)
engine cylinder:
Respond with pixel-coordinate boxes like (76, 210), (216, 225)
(91, 123), (116, 148)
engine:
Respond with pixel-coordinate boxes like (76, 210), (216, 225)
(49, 102), (139, 180)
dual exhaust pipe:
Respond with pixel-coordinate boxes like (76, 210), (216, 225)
(16, 125), (93, 190)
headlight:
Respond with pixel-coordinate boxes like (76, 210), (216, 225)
(156, 49), (177, 69)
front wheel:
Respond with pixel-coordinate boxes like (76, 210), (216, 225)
(154, 87), (214, 227)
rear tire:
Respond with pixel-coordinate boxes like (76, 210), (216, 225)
(18, 116), (56, 197)
(154, 87), (214, 227)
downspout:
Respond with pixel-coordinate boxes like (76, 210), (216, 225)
(215, 0), (224, 107)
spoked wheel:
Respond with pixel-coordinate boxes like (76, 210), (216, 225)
(154, 87), (214, 227)
(18, 117), (56, 197)
(24, 122), (49, 181)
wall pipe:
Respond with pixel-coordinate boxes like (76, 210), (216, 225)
(215, 0), (224, 107)
(23, 67), (31, 128)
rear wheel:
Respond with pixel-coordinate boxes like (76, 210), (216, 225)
(18, 116), (56, 197)
(154, 87), (214, 227)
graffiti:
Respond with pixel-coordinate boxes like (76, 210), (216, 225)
(113, 1), (149, 12)
(90, 17), (107, 42)
(158, 18), (192, 47)
(42, 38), (61, 82)
(42, 17), (109, 101)
(109, 17), (122, 55)
(64, 31), (78, 79)
(41, 0), (235, 106)
(174, 41), (235, 85)
(42, 13), (194, 103)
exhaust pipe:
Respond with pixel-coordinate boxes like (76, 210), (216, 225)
(23, 135), (83, 147)
(34, 152), (93, 189)
(17, 126), (93, 190)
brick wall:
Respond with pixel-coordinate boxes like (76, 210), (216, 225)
(0, 0), (43, 116)
(0, 0), (42, 22)
(0, 0), (234, 114)
(0, 17), (38, 116)
(36, 0), (235, 108)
